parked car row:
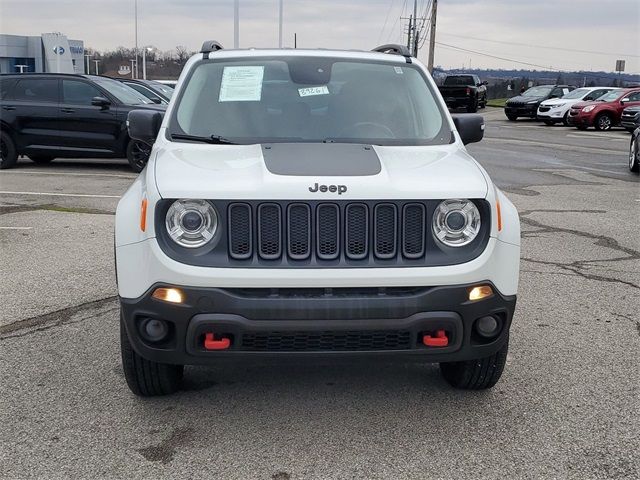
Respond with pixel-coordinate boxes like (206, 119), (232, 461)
(504, 84), (640, 132)
(0, 73), (175, 172)
(503, 84), (640, 174)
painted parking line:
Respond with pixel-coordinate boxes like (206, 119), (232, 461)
(566, 134), (626, 141)
(0, 170), (137, 179)
(483, 136), (625, 154)
(0, 226), (33, 230)
(0, 191), (121, 199)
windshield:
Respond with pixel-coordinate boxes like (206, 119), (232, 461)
(148, 81), (174, 98)
(444, 76), (475, 86)
(170, 57), (450, 146)
(91, 77), (152, 105)
(522, 86), (554, 97)
(562, 88), (590, 99)
(596, 89), (624, 102)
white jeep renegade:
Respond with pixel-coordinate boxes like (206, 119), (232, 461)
(116, 42), (520, 396)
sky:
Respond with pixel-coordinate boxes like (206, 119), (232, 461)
(1, 0), (639, 73)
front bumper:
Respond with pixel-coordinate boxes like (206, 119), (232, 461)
(621, 118), (640, 129)
(568, 111), (594, 127)
(121, 282), (516, 364)
(505, 104), (538, 117)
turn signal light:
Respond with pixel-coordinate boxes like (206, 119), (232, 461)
(152, 287), (184, 304)
(140, 198), (148, 232)
(469, 285), (493, 301)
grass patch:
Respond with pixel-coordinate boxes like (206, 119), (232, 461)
(486, 98), (507, 108)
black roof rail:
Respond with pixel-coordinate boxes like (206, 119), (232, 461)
(372, 44), (412, 63)
(201, 40), (224, 59)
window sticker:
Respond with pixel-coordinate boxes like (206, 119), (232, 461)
(394, 67), (403, 74)
(298, 85), (330, 97)
(219, 66), (264, 102)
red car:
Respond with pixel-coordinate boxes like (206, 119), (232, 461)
(568, 88), (640, 130)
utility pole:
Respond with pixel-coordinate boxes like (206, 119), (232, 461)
(427, 0), (438, 73)
(278, 0), (283, 48)
(406, 15), (412, 50)
(134, 0), (139, 78)
(234, 0), (239, 48)
(294, 33), (297, 49)
(412, 0), (418, 55)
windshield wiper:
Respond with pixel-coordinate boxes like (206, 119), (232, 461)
(170, 133), (237, 145)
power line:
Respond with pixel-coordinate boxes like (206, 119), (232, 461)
(439, 32), (640, 58)
(436, 41), (629, 79)
(387, 0), (407, 43)
(377, 0), (398, 44)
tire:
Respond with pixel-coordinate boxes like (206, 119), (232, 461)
(594, 113), (613, 131)
(562, 112), (570, 126)
(0, 131), (18, 169)
(543, 119), (555, 126)
(120, 314), (183, 396)
(27, 155), (55, 164)
(126, 140), (151, 173)
(506, 113), (517, 121)
(630, 135), (640, 173)
(440, 338), (509, 390)
(467, 100), (478, 113)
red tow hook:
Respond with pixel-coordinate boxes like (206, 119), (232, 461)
(423, 329), (449, 347)
(204, 333), (231, 350)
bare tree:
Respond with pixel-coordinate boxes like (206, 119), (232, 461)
(175, 46), (190, 66)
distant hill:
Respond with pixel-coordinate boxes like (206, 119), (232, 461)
(434, 67), (639, 88)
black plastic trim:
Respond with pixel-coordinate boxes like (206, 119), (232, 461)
(287, 203), (312, 260)
(119, 281), (516, 364)
(154, 199), (492, 268)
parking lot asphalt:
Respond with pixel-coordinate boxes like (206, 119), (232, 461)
(1, 108), (638, 479)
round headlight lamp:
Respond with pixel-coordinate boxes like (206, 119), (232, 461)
(166, 199), (218, 248)
(432, 199), (481, 247)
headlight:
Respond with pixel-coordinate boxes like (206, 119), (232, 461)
(432, 199), (481, 247)
(527, 100), (538, 104)
(582, 105), (596, 113)
(551, 103), (565, 108)
(166, 199), (218, 248)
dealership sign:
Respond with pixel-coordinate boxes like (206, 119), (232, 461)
(53, 46), (65, 55)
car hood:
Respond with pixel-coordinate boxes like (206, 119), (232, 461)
(507, 95), (544, 104)
(540, 98), (576, 107)
(571, 100), (599, 109)
(152, 141), (489, 200)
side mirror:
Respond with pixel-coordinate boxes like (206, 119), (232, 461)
(482, 80), (488, 86)
(452, 114), (484, 145)
(127, 109), (164, 145)
(621, 97), (630, 103)
(91, 96), (111, 108)
(151, 97), (162, 104)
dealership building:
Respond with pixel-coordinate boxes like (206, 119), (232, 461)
(0, 33), (85, 74)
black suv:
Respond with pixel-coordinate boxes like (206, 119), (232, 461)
(0, 73), (166, 172)
(504, 85), (575, 121)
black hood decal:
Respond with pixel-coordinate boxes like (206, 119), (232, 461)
(262, 143), (382, 176)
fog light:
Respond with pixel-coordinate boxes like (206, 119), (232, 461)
(475, 315), (501, 339)
(469, 285), (493, 301)
(152, 287), (184, 304)
(139, 318), (169, 343)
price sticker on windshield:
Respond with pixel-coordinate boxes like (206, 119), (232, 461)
(219, 66), (264, 102)
(298, 86), (329, 97)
